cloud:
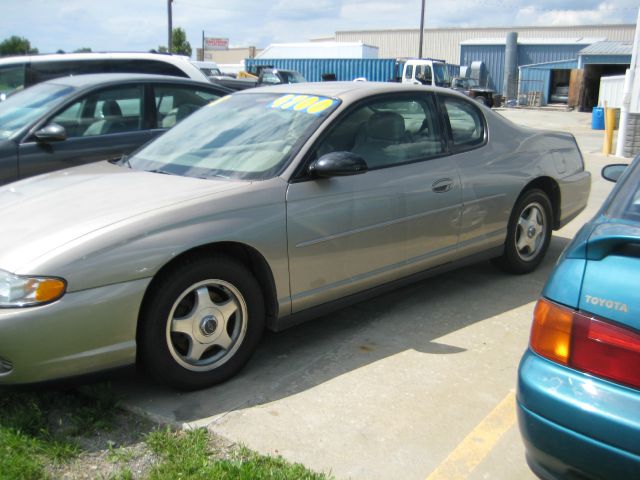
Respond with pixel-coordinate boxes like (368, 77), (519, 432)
(0, 0), (636, 54)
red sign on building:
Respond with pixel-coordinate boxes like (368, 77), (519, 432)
(205, 37), (229, 51)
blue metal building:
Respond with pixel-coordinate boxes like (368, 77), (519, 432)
(460, 38), (595, 94)
(519, 41), (632, 105)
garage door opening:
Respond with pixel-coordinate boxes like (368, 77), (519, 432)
(549, 69), (571, 104)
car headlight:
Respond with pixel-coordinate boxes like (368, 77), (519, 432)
(0, 269), (66, 307)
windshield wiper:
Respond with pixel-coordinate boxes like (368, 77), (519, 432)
(147, 168), (177, 176)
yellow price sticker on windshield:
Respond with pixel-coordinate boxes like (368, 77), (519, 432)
(269, 95), (338, 115)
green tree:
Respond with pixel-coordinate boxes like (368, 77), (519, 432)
(74, 47), (92, 53)
(171, 27), (191, 57)
(0, 36), (38, 56)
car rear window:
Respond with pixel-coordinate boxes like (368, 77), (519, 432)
(605, 159), (640, 222)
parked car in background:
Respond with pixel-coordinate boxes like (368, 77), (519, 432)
(0, 73), (230, 184)
(0, 52), (210, 99)
(549, 84), (569, 104)
(518, 157), (640, 480)
(0, 83), (589, 390)
(210, 68), (306, 91)
(191, 60), (222, 79)
(451, 77), (495, 107)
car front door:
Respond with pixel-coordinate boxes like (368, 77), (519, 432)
(286, 93), (462, 313)
(16, 84), (153, 179)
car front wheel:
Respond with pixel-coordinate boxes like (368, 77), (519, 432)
(493, 189), (552, 274)
(138, 255), (265, 390)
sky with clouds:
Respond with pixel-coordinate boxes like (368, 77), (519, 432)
(0, 0), (638, 55)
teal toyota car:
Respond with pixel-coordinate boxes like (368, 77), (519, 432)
(517, 156), (640, 479)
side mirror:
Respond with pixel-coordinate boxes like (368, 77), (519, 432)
(602, 164), (627, 183)
(34, 123), (67, 142)
(309, 151), (368, 178)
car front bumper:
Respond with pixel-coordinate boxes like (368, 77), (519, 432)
(517, 349), (640, 480)
(0, 277), (151, 384)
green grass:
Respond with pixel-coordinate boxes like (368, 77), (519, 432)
(146, 427), (329, 480)
(0, 384), (119, 479)
(0, 385), (330, 480)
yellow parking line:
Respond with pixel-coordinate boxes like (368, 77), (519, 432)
(426, 391), (517, 480)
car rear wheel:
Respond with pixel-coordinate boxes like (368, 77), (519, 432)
(138, 255), (265, 390)
(474, 95), (487, 105)
(493, 189), (552, 274)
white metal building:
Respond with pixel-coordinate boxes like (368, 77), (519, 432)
(316, 25), (636, 64)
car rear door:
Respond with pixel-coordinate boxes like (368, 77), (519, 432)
(16, 84), (153, 179)
(286, 92), (462, 313)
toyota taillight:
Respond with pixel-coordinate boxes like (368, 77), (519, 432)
(530, 298), (640, 390)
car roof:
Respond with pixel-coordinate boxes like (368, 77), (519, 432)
(0, 52), (191, 65)
(42, 73), (229, 91)
(0, 52), (209, 82)
(238, 81), (459, 102)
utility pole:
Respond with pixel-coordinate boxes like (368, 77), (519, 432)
(167, 0), (173, 53)
(418, 0), (425, 58)
(202, 30), (205, 61)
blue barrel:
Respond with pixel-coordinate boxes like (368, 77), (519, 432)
(592, 107), (605, 130)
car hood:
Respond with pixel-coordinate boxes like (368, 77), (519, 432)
(0, 161), (247, 273)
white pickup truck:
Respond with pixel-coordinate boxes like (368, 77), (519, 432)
(400, 59), (452, 88)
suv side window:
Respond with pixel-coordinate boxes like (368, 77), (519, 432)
(314, 94), (444, 169)
(154, 85), (221, 128)
(28, 60), (109, 85)
(441, 95), (485, 150)
(109, 59), (187, 78)
(51, 85), (144, 138)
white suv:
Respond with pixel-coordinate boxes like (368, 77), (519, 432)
(0, 52), (209, 98)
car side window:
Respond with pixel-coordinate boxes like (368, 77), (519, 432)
(0, 64), (27, 94)
(442, 96), (485, 150)
(404, 65), (413, 80)
(28, 60), (109, 84)
(314, 94), (444, 169)
(51, 85), (144, 138)
(154, 85), (221, 128)
(415, 65), (432, 85)
(109, 59), (188, 78)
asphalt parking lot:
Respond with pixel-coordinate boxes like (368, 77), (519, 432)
(114, 107), (619, 480)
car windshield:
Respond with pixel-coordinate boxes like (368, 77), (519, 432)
(0, 82), (74, 139)
(433, 63), (450, 87)
(128, 92), (339, 180)
(279, 71), (306, 84)
(605, 158), (640, 222)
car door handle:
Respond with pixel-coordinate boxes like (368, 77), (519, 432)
(432, 178), (454, 193)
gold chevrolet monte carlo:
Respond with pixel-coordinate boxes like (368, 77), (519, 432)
(0, 82), (590, 390)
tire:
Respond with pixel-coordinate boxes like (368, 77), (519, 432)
(474, 96), (487, 105)
(138, 255), (265, 390)
(493, 189), (553, 274)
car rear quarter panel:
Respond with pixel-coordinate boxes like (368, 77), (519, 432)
(491, 114), (589, 224)
(453, 112), (588, 256)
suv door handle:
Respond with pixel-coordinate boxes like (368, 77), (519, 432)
(432, 178), (454, 193)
